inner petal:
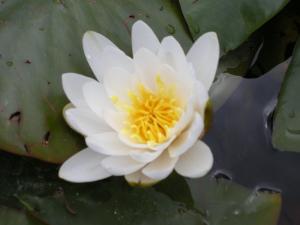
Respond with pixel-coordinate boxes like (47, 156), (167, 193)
(111, 75), (183, 145)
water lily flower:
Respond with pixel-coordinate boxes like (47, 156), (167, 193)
(59, 20), (219, 186)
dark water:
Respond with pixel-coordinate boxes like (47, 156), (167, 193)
(204, 61), (300, 225)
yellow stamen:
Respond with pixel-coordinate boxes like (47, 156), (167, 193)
(112, 75), (182, 144)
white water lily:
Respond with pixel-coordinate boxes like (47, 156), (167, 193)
(59, 20), (219, 186)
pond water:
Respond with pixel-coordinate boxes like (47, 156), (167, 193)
(204, 60), (300, 225)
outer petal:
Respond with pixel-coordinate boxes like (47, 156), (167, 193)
(187, 32), (219, 90)
(59, 148), (111, 183)
(125, 170), (160, 187)
(142, 151), (178, 180)
(86, 132), (133, 156)
(101, 46), (134, 75)
(129, 148), (163, 163)
(168, 113), (204, 158)
(131, 20), (160, 54)
(62, 73), (95, 108)
(194, 81), (209, 116)
(83, 31), (116, 81)
(82, 81), (114, 118)
(119, 134), (176, 152)
(175, 141), (213, 178)
(64, 108), (112, 136)
(101, 156), (145, 176)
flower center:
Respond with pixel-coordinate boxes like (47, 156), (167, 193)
(112, 76), (182, 145)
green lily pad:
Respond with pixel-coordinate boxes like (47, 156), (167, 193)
(0, 0), (192, 163)
(0, 151), (281, 225)
(272, 39), (300, 152)
(0, 206), (44, 225)
(179, 0), (289, 53)
(18, 176), (281, 225)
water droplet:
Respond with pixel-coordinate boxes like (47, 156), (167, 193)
(166, 24), (175, 34)
(233, 210), (240, 215)
(288, 110), (295, 118)
(6, 61), (13, 67)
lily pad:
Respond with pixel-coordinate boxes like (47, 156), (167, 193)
(179, 0), (289, 53)
(0, 0), (192, 163)
(0, 151), (281, 225)
(272, 39), (300, 152)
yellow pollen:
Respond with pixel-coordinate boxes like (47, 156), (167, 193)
(112, 75), (182, 144)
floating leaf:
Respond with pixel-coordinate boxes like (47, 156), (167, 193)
(179, 0), (289, 53)
(273, 39), (300, 152)
(0, 0), (192, 163)
(0, 151), (281, 225)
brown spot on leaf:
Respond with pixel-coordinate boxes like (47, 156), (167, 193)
(24, 59), (32, 64)
(42, 131), (50, 146)
(9, 111), (21, 124)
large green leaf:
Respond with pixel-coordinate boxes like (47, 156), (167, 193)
(272, 39), (300, 152)
(0, 0), (192, 163)
(19, 178), (281, 225)
(179, 0), (289, 53)
(0, 152), (282, 225)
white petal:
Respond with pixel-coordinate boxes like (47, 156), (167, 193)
(83, 31), (116, 81)
(134, 48), (159, 91)
(131, 20), (160, 54)
(169, 98), (195, 137)
(194, 81), (209, 116)
(125, 170), (160, 187)
(142, 151), (178, 180)
(158, 64), (193, 105)
(103, 67), (137, 103)
(59, 148), (111, 183)
(64, 108), (112, 136)
(158, 36), (188, 76)
(119, 134), (176, 152)
(129, 148), (163, 163)
(103, 109), (125, 132)
(168, 113), (204, 157)
(86, 132), (133, 156)
(101, 46), (134, 75)
(175, 140), (213, 178)
(101, 156), (145, 176)
(82, 81), (114, 118)
(62, 73), (95, 108)
(187, 32), (220, 90)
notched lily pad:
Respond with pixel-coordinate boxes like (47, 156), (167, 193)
(273, 39), (300, 152)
